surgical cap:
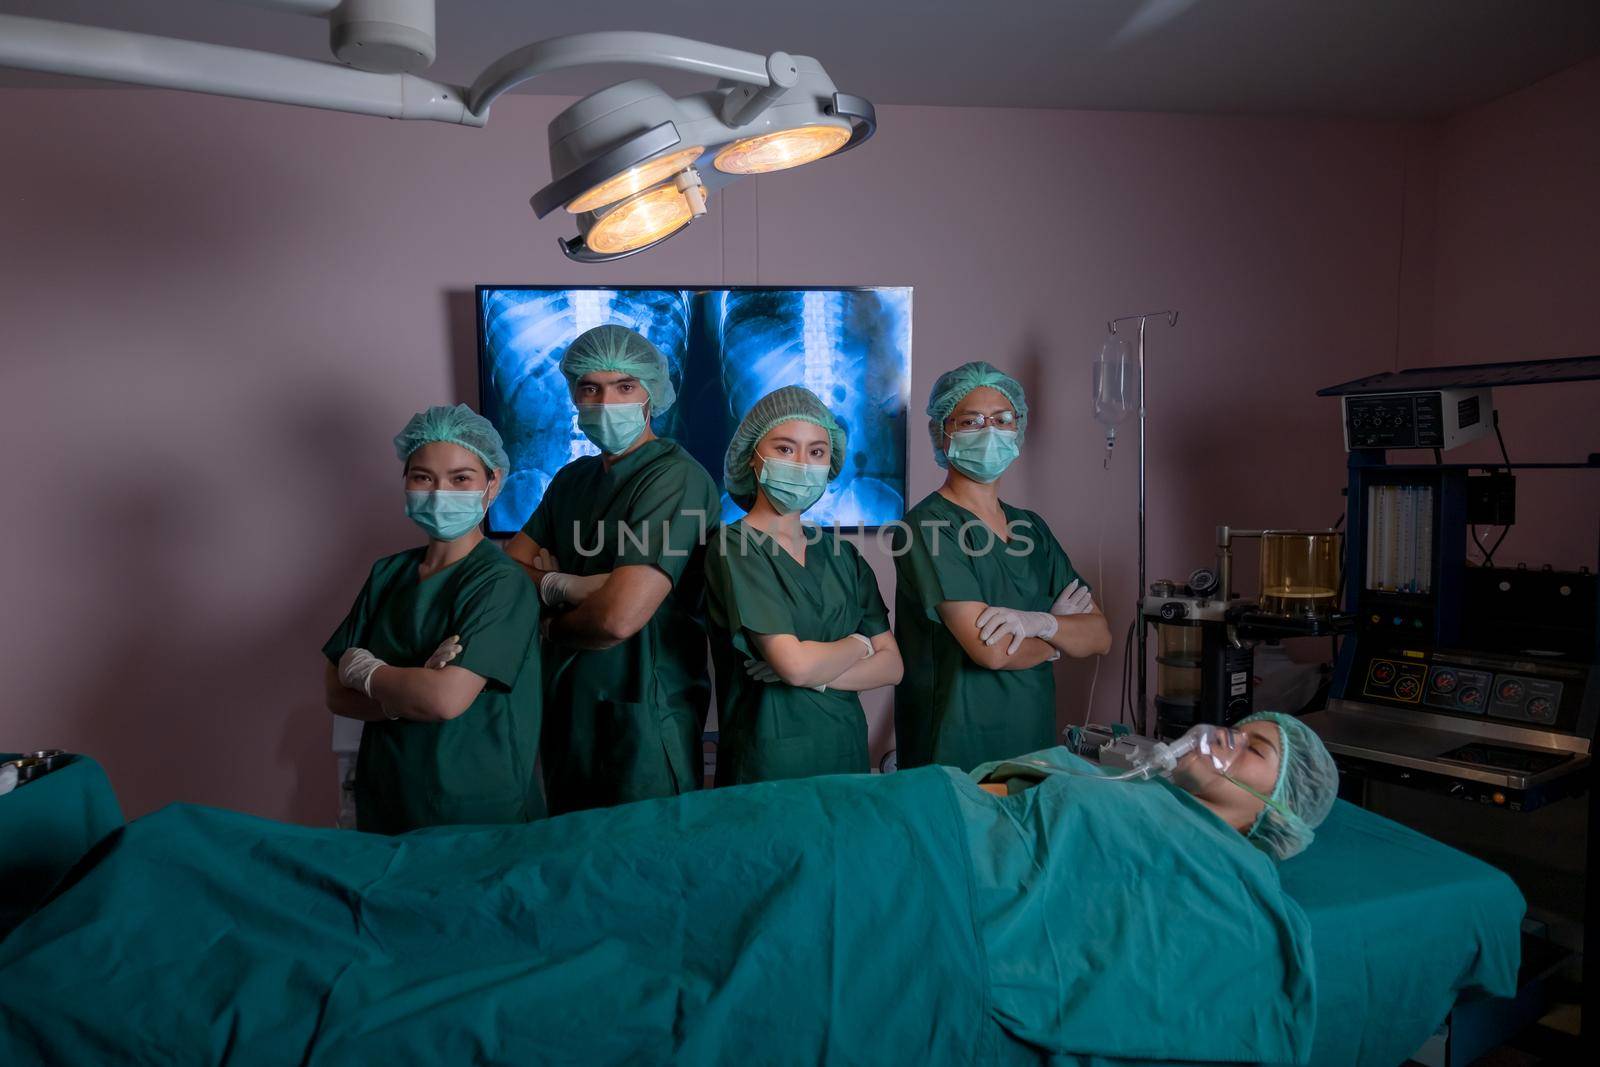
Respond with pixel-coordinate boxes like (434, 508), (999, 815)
(560, 324), (678, 416)
(393, 403), (509, 474)
(1237, 712), (1340, 862)
(724, 385), (847, 509)
(925, 361), (1029, 468)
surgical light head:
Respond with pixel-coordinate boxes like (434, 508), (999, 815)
(528, 53), (875, 262)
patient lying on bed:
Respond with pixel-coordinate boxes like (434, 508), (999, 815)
(977, 710), (1341, 862)
(0, 716), (1339, 1065)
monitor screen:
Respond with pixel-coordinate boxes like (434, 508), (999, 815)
(478, 286), (913, 536)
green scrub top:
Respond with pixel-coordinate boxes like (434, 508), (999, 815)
(704, 522), (891, 785)
(890, 491), (1083, 772)
(523, 438), (719, 814)
(323, 539), (543, 835)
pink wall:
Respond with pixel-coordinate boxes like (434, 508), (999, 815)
(0, 87), (1427, 822)
(1424, 56), (1600, 571)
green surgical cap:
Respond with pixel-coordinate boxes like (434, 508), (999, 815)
(724, 385), (847, 509)
(560, 324), (677, 416)
(925, 360), (1029, 468)
(393, 403), (509, 473)
(1237, 712), (1340, 862)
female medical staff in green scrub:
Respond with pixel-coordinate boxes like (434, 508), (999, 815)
(704, 387), (903, 785)
(323, 404), (543, 834)
(504, 325), (719, 814)
(891, 362), (1113, 771)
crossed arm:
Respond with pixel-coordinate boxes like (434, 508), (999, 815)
(324, 660), (488, 723)
(505, 532), (670, 651)
(751, 630), (903, 691)
(935, 599), (1111, 671)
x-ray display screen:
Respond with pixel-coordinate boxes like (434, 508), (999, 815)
(478, 286), (912, 535)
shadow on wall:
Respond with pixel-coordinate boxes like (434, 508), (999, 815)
(57, 395), (394, 824)
(444, 289), (480, 409)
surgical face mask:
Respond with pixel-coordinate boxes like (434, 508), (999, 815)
(945, 427), (1019, 483)
(406, 489), (486, 541)
(756, 456), (829, 515)
(577, 402), (647, 454)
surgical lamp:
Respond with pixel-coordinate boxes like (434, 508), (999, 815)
(0, 0), (877, 262)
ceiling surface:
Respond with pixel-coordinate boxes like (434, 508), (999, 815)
(1, 0), (1597, 118)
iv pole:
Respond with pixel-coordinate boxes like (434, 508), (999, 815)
(1107, 310), (1178, 732)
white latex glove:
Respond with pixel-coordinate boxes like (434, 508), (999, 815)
(338, 647), (386, 697)
(975, 606), (1059, 655)
(425, 634), (463, 670)
(744, 658), (782, 684)
(539, 570), (609, 607)
(847, 633), (876, 658)
(1051, 579), (1095, 616)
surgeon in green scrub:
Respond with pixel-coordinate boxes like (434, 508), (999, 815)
(505, 325), (719, 814)
(704, 387), (903, 785)
(891, 362), (1113, 771)
(323, 404), (543, 834)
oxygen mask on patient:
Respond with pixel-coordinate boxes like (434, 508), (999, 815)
(1100, 723), (1246, 783)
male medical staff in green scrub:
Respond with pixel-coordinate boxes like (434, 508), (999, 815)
(324, 404), (543, 834)
(891, 362), (1112, 771)
(505, 325), (719, 814)
(705, 387), (903, 784)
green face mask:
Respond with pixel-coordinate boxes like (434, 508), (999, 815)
(945, 427), (1019, 483)
(756, 456), (829, 514)
(577, 402), (647, 454)
(405, 490), (486, 541)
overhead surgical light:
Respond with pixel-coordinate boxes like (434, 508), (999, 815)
(565, 145), (706, 215)
(715, 126), (853, 175)
(584, 174), (708, 256)
(0, 1), (878, 264)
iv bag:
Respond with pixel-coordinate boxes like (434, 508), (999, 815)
(1092, 334), (1137, 427)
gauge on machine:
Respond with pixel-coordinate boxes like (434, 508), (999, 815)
(1526, 697), (1554, 722)
(1431, 669), (1458, 693)
(1371, 661), (1396, 684)
(1187, 567), (1219, 599)
(1458, 686), (1484, 708)
(1497, 678), (1525, 703)
(1394, 676), (1421, 700)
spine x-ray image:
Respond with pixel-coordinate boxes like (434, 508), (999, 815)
(479, 286), (911, 535)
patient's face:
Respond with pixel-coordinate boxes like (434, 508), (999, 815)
(1179, 721), (1282, 833)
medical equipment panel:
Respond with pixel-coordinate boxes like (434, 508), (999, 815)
(1341, 388), (1492, 451)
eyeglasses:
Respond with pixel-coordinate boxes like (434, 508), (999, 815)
(947, 410), (1020, 433)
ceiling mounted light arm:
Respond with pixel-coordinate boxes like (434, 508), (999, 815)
(0, 12), (476, 125)
(467, 31), (785, 120)
(0, 4), (878, 264)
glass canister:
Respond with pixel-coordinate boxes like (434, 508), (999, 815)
(1154, 622), (1202, 707)
(1258, 530), (1343, 618)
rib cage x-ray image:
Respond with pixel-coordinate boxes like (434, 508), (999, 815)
(478, 286), (911, 534)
